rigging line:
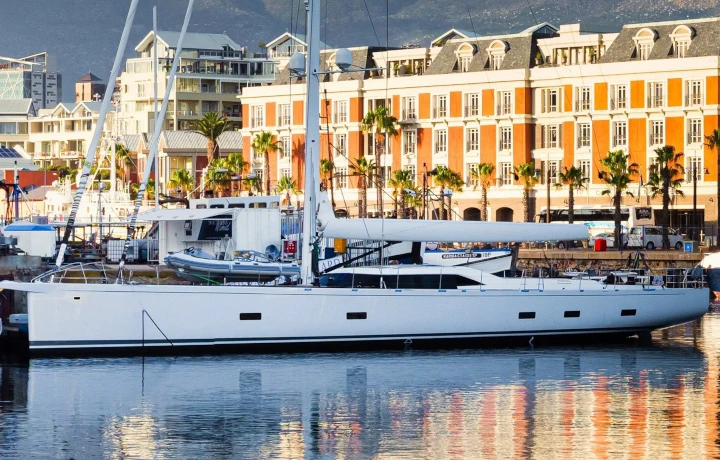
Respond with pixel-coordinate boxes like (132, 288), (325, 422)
(362, 0), (382, 46)
(525, 0), (539, 27)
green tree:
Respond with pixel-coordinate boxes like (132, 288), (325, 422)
(705, 129), (720, 235)
(243, 174), (262, 196)
(320, 158), (336, 207)
(251, 131), (282, 196)
(350, 156), (376, 218)
(555, 166), (589, 224)
(114, 143), (135, 182)
(168, 168), (194, 197)
(192, 112), (229, 164)
(514, 162), (539, 222)
(224, 152), (248, 196)
(404, 187), (422, 219)
(276, 176), (299, 207)
(206, 159), (231, 197)
(360, 106), (399, 218)
(433, 165), (463, 220)
(388, 169), (413, 218)
(599, 150), (639, 250)
(647, 145), (685, 249)
(471, 163), (495, 221)
(130, 178), (155, 201)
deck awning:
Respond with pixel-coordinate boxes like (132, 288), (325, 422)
(138, 208), (234, 221)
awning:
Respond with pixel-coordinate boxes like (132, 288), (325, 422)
(138, 208), (235, 221)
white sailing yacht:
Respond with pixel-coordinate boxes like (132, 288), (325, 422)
(0, 0), (709, 354)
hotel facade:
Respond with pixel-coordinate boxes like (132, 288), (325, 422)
(240, 18), (720, 237)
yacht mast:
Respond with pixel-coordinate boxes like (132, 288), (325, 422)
(54, 0), (140, 268)
(299, 0), (321, 285)
(153, 6), (160, 209)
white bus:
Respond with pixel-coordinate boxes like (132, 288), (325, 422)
(536, 206), (654, 237)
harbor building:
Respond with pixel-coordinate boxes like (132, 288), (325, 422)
(75, 73), (106, 103)
(0, 52), (62, 110)
(239, 18), (720, 239)
(117, 30), (279, 136)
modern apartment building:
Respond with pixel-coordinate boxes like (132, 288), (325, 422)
(117, 30), (278, 136)
(240, 18), (720, 231)
(0, 53), (62, 110)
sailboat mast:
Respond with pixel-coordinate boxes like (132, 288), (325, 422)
(54, 0), (141, 268)
(299, 0), (321, 285)
(153, 6), (159, 209)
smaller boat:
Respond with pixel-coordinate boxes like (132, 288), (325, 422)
(165, 246), (301, 284)
(700, 252), (720, 295)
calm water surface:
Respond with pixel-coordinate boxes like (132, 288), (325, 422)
(2, 310), (720, 459)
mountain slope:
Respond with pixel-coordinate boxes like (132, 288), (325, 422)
(1, 0), (719, 101)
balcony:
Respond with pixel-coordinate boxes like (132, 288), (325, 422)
(610, 98), (627, 110)
(400, 110), (417, 122)
(279, 116), (291, 126)
(496, 104), (512, 116)
(404, 144), (416, 156)
(434, 143), (447, 154)
(649, 134), (664, 146)
(687, 132), (702, 144)
(685, 94), (703, 107)
(465, 106), (479, 117)
(433, 108), (447, 119)
(177, 110), (200, 117)
(613, 136), (627, 147)
(60, 150), (82, 158)
(647, 96), (664, 108)
(466, 142), (479, 152)
(499, 142), (512, 151)
(333, 113), (348, 123)
(251, 118), (264, 128)
(575, 100), (591, 112)
(577, 137), (591, 148)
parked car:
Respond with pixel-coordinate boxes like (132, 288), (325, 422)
(588, 232), (627, 248)
(627, 226), (684, 250)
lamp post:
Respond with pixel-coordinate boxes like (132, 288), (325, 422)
(546, 165), (551, 223)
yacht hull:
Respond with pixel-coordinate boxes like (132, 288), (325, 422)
(3, 282), (708, 354)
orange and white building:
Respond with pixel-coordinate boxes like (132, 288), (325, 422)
(241, 18), (720, 231)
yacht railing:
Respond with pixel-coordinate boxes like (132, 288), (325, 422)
(519, 266), (706, 290)
(32, 262), (119, 284)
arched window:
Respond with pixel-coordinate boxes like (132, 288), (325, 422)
(633, 28), (657, 61)
(486, 40), (509, 70)
(454, 43), (476, 73)
(670, 25), (694, 58)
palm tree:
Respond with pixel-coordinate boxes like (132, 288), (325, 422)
(192, 112), (229, 163)
(360, 106), (399, 218)
(251, 131), (282, 196)
(388, 169), (413, 218)
(404, 187), (423, 219)
(206, 159), (231, 197)
(168, 169), (194, 198)
(349, 156), (376, 218)
(599, 150), (639, 250)
(555, 166), (589, 224)
(705, 129), (720, 233)
(471, 163), (495, 221)
(130, 178), (155, 201)
(224, 152), (248, 196)
(433, 165), (463, 220)
(114, 143), (135, 182)
(647, 145), (685, 249)
(276, 176), (299, 206)
(514, 162), (539, 222)
(320, 158), (336, 207)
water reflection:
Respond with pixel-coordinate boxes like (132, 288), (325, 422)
(0, 314), (719, 459)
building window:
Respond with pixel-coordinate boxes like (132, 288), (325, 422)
(435, 129), (447, 154)
(137, 83), (147, 98)
(467, 163), (479, 186)
(688, 119), (702, 144)
(575, 86), (591, 112)
(611, 84), (627, 110)
(671, 25), (694, 58)
(486, 40), (509, 71)
(634, 28), (657, 60)
(499, 162), (513, 186)
(686, 80), (702, 106)
(647, 82), (664, 108)
(251, 105), (264, 128)
(406, 165), (416, 186)
(404, 130), (417, 155)
(465, 93), (480, 117)
(402, 96), (417, 120)
(541, 124), (560, 149)
(334, 133), (347, 156)
(676, 41), (690, 58)
(499, 126), (512, 151)
(280, 168), (291, 179)
(335, 166), (348, 188)
(433, 95), (447, 118)
(613, 121), (627, 147)
(638, 42), (652, 60)
(279, 103), (291, 126)
(280, 136), (291, 158)
(540, 88), (560, 113)
(466, 128), (479, 152)
(497, 91), (512, 115)
(252, 168), (264, 185)
(686, 156), (703, 183)
(577, 123), (591, 148)
(650, 120), (664, 146)
(334, 100), (348, 123)
(540, 160), (561, 185)
(459, 55), (472, 72)
(578, 159), (591, 178)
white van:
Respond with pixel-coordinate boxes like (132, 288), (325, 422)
(627, 226), (684, 250)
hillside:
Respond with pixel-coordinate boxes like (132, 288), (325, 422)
(1, 0), (719, 100)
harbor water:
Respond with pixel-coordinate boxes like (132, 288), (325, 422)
(1, 310), (720, 459)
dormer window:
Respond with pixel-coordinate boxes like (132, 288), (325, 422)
(670, 25), (694, 58)
(454, 43), (476, 73)
(487, 40), (508, 70)
(633, 28), (657, 61)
